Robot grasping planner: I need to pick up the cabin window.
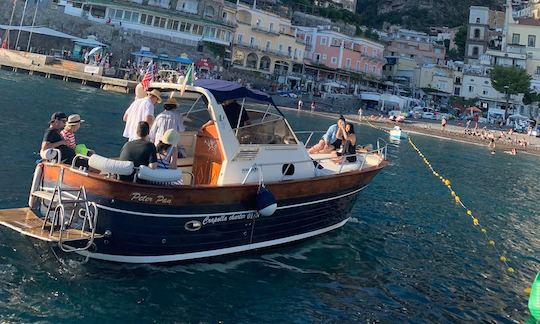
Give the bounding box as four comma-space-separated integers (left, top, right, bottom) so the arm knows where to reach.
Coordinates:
282, 164, 295, 176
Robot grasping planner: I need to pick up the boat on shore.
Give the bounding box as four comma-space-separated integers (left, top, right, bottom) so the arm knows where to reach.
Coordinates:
0, 80, 388, 264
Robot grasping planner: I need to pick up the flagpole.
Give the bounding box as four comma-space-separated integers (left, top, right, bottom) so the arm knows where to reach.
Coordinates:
26, 0, 39, 52
15, 0, 29, 50
6, 0, 18, 49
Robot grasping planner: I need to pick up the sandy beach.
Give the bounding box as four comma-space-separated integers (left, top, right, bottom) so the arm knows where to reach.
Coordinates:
281, 106, 540, 157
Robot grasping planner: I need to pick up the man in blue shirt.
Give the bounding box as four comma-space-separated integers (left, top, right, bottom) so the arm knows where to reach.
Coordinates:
308, 116, 346, 154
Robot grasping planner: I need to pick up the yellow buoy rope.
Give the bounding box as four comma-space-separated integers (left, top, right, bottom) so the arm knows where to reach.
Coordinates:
364, 120, 515, 275
406, 137, 515, 274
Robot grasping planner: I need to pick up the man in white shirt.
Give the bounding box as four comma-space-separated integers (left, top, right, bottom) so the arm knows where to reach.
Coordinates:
123, 89, 161, 141
149, 97, 185, 145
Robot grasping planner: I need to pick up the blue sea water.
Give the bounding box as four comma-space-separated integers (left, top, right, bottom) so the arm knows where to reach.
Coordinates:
0, 70, 538, 323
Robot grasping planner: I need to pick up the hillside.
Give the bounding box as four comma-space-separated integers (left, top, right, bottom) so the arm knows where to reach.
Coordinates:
357, 0, 504, 30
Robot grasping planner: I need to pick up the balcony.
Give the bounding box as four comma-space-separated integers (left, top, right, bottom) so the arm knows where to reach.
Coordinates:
261, 47, 292, 59
233, 40, 259, 51
251, 26, 280, 36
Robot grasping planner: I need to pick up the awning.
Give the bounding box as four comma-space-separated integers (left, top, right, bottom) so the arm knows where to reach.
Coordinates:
175, 56, 192, 64
194, 79, 276, 106
195, 58, 214, 69
0, 25, 107, 46
131, 50, 158, 59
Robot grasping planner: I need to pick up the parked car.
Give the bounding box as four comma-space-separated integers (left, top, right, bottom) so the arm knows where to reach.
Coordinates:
278, 91, 298, 98
422, 112, 436, 119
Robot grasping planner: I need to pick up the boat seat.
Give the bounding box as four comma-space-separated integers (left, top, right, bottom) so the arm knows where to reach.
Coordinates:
177, 157, 194, 167
88, 154, 134, 176
137, 165, 182, 184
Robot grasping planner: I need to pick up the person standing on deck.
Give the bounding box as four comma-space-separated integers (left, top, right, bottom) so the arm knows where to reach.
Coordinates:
122, 89, 161, 141
149, 97, 185, 146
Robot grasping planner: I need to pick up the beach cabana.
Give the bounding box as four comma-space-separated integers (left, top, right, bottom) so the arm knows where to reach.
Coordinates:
131, 48, 158, 66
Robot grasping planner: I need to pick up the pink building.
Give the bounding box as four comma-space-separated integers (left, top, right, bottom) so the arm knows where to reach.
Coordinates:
297, 26, 385, 78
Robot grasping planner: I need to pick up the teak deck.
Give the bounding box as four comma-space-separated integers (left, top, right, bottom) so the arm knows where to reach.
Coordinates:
0, 208, 94, 242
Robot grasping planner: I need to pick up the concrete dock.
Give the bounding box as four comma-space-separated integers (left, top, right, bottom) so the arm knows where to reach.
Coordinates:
0, 49, 137, 94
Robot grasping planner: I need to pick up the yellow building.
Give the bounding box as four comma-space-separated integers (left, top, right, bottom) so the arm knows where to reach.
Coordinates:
231, 3, 305, 78
507, 18, 540, 77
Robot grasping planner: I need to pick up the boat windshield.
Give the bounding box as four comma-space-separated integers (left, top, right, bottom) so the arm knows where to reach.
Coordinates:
172, 92, 212, 130
234, 100, 297, 145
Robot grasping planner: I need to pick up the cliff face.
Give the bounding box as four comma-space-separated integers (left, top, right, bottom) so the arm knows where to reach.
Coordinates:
357, 0, 504, 30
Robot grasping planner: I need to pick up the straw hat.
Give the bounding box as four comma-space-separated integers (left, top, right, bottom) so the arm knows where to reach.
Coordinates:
161, 129, 180, 145
147, 89, 162, 103
164, 97, 178, 106
66, 114, 85, 126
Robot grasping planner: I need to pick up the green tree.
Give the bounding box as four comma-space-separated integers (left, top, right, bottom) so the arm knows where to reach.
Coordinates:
453, 25, 467, 60
490, 65, 531, 96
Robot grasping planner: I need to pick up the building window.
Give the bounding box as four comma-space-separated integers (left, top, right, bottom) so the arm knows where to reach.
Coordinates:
474, 28, 480, 39
204, 6, 215, 18
256, 18, 261, 27
237, 34, 243, 43
529, 35, 536, 47
269, 23, 273, 32
322, 54, 327, 60
250, 37, 255, 47
320, 37, 327, 46
314, 53, 321, 62
346, 58, 351, 68
356, 61, 360, 71
364, 64, 369, 72
512, 33, 520, 44
331, 57, 337, 64
469, 85, 474, 92
266, 41, 271, 51
472, 46, 479, 57
476, 17, 480, 23
454, 87, 460, 95
279, 44, 283, 52
536, 66, 540, 75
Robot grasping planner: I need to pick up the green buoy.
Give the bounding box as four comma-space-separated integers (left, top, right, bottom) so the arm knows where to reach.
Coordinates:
530, 272, 540, 320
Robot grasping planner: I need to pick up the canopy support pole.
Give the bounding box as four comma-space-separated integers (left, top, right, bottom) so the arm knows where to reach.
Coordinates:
235, 98, 246, 136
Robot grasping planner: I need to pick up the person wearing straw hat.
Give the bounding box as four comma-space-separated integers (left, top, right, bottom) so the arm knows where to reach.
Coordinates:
60, 114, 94, 156
156, 129, 180, 170
122, 89, 162, 141
149, 97, 185, 146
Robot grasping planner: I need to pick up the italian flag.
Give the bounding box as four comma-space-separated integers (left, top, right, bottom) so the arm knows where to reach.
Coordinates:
180, 64, 194, 96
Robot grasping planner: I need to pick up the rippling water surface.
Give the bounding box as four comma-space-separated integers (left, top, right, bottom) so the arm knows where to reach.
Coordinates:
0, 71, 538, 322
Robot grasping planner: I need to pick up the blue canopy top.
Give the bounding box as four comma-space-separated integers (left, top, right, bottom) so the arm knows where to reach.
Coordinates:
194, 80, 276, 106
175, 56, 193, 64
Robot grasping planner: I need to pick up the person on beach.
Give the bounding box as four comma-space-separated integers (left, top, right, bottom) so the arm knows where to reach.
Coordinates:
358, 108, 363, 121
311, 101, 316, 112
504, 148, 517, 155
308, 116, 345, 154
41, 112, 75, 164
123, 89, 161, 141
297, 99, 303, 110
441, 116, 447, 131
149, 97, 184, 146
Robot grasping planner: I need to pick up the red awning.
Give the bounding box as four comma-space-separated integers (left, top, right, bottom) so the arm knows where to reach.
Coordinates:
195, 58, 214, 70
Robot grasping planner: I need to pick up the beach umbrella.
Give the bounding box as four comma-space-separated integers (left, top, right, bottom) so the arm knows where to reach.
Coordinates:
88, 46, 102, 56
465, 106, 481, 113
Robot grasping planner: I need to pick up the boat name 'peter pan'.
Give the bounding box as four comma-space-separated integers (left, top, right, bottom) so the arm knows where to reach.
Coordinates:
130, 192, 173, 204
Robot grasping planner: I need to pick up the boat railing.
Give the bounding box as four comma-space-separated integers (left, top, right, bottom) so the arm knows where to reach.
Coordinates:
295, 130, 326, 148
241, 139, 388, 184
